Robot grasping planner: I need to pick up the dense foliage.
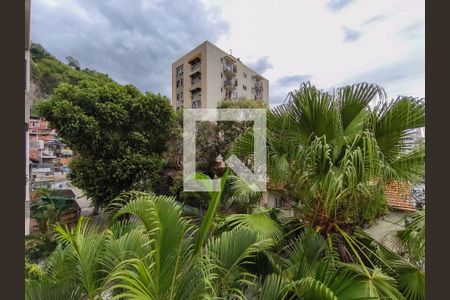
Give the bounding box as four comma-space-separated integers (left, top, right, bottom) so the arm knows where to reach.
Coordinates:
35, 80, 175, 211
234, 82, 425, 230
25, 185, 425, 300
162, 100, 267, 210
30, 43, 115, 99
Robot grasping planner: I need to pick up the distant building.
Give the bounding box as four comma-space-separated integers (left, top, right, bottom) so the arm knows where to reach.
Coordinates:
29, 116, 57, 142
28, 117, 73, 164
172, 41, 269, 109
28, 116, 74, 194
261, 186, 295, 218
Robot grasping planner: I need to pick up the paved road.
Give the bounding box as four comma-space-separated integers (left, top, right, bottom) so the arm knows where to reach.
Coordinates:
363, 211, 406, 250
69, 184, 94, 216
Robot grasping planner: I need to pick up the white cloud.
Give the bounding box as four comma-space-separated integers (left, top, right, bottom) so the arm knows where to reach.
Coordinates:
32, 0, 424, 107
207, 0, 424, 106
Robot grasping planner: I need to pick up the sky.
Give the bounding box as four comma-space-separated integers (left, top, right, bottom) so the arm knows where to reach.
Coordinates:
31, 0, 424, 107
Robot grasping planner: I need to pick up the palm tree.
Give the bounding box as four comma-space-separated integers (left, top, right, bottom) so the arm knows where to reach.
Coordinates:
233, 82, 425, 230
31, 200, 63, 233
25, 214, 153, 299
26, 191, 425, 299
107, 170, 276, 299
26, 169, 425, 299
393, 210, 425, 264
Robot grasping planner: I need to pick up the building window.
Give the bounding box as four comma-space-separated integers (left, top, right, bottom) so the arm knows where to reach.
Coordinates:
176, 64, 184, 76
243, 85, 247, 91
243, 72, 247, 78
275, 195, 285, 208
177, 91, 184, 101
221, 73, 223, 78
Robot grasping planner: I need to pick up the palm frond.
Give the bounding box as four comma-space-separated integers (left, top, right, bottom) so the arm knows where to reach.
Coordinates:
225, 213, 283, 242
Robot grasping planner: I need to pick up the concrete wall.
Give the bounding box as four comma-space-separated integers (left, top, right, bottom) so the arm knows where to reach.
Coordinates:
261, 189, 295, 218
205, 42, 224, 108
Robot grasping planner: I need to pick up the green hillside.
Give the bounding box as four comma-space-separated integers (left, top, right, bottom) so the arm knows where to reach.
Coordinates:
30, 43, 116, 100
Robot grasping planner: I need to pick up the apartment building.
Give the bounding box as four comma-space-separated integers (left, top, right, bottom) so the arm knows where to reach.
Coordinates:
172, 41, 269, 109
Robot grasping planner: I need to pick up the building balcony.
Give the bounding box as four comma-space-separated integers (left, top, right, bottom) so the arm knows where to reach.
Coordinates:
190, 63, 201, 73
223, 65, 237, 78
188, 57, 201, 74
189, 69, 201, 79
191, 95, 201, 103
192, 99, 201, 108
254, 81, 263, 89
252, 87, 263, 95
253, 93, 263, 100
224, 80, 237, 91
190, 80, 201, 90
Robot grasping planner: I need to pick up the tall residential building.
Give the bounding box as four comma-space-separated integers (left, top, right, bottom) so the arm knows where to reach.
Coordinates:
172, 41, 269, 109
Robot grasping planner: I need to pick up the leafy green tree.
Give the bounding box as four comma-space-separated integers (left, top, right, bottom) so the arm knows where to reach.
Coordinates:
30, 43, 53, 61
234, 82, 425, 230
36, 80, 175, 212
216, 99, 267, 160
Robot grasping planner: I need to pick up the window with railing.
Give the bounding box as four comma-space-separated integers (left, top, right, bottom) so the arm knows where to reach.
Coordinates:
191, 62, 201, 71
189, 57, 201, 72
176, 64, 184, 77
176, 78, 184, 88
192, 100, 201, 108
224, 63, 236, 72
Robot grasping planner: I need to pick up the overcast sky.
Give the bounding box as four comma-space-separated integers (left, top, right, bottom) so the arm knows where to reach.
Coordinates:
31, 0, 424, 107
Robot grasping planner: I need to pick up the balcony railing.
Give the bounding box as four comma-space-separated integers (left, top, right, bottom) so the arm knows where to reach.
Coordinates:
254, 81, 263, 89
224, 80, 237, 90
223, 65, 237, 78
192, 100, 201, 108
191, 63, 201, 72
190, 79, 201, 90
192, 96, 201, 104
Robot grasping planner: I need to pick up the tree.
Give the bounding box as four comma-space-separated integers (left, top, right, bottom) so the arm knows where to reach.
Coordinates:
65, 56, 80, 70
216, 99, 267, 161
233, 82, 425, 230
35, 80, 175, 212
26, 185, 425, 299
30, 43, 53, 61
29, 189, 74, 234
